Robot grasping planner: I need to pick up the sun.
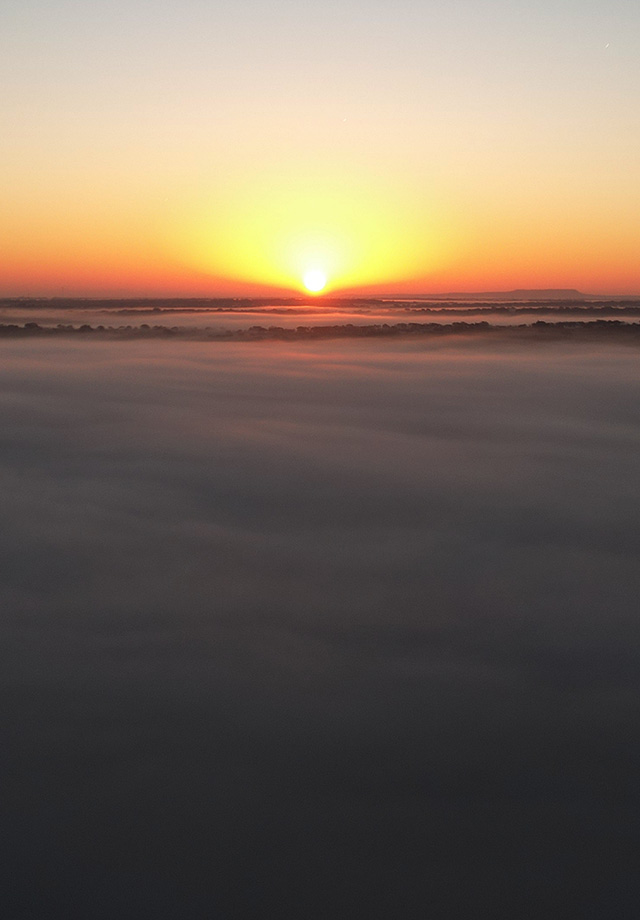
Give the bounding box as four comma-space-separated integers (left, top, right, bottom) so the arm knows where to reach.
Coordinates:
303, 269, 327, 294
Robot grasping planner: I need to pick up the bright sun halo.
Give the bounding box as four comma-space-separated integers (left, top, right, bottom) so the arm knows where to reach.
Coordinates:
303, 269, 327, 293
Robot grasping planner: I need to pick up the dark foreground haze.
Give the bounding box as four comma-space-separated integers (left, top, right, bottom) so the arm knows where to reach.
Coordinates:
2, 329, 640, 918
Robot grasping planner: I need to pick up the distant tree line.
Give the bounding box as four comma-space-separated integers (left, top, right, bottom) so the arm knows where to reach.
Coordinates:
2, 319, 640, 343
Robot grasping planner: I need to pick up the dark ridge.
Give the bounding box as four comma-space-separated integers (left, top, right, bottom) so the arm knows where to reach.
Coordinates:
2, 320, 640, 343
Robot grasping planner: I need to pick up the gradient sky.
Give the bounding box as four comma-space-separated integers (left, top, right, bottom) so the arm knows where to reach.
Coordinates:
2, 0, 640, 295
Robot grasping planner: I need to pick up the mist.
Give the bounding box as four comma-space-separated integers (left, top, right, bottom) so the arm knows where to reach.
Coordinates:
2, 334, 640, 918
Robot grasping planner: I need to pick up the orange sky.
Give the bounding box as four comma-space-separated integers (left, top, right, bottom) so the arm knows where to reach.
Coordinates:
2, 0, 639, 296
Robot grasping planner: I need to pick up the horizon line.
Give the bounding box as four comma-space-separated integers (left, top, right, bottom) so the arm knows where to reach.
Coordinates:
3, 288, 640, 303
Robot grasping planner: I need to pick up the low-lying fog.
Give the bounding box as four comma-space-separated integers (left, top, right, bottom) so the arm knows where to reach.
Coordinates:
3, 299, 640, 332
2, 334, 639, 918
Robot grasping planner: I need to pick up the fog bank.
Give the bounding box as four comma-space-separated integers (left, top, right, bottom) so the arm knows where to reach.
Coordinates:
2, 336, 640, 918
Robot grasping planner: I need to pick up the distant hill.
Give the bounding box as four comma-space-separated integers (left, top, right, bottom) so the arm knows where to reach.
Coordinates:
404, 289, 589, 301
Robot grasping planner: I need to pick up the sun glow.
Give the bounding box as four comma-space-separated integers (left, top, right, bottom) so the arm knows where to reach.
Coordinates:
175, 171, 447, 295
303, 269, 326, 293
